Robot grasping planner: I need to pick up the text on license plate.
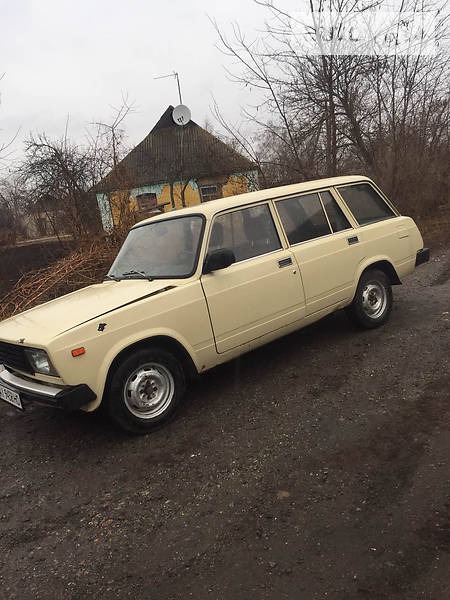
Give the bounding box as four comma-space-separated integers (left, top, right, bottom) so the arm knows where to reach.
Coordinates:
0, 384, 23, 409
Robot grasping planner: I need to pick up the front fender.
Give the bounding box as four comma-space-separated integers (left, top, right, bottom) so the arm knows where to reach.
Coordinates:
98, 328, 201, 407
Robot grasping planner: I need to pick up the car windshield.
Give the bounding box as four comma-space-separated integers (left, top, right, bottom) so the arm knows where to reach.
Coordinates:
107, 215, 204, 280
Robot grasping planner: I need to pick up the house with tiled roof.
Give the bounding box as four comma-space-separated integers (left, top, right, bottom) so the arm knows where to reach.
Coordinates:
94, 106, 258, 231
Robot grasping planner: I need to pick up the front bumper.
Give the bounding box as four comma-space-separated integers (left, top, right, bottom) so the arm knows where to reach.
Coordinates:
415, 248, 430, 267
0, 366, 96, 410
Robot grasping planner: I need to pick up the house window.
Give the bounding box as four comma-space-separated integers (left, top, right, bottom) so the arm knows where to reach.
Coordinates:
199, 184, 222, 203
136, 193, 157, 212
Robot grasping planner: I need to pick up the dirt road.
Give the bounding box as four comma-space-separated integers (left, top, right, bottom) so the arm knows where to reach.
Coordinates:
0, 248, 448, 599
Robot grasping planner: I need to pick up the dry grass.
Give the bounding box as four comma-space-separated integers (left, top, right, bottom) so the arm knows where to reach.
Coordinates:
0, 239, 119, 321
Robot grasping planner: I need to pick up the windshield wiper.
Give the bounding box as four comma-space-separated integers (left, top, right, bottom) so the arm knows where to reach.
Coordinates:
121, 270, 153, 281
104, 274, 120, 281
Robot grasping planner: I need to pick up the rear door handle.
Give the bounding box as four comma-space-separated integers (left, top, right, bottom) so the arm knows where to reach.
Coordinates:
278, 257, 293, 268
347, 235, 359, 245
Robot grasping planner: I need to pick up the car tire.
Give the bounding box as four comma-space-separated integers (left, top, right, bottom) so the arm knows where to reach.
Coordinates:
346, 269, 393, 329
106, 347, 186, 434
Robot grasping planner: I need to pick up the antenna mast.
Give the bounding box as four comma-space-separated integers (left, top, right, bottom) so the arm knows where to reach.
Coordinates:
154, 71, 182, 104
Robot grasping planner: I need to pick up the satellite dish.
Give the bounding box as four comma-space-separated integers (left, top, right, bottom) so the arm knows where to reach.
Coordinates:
172, 104, 191, 126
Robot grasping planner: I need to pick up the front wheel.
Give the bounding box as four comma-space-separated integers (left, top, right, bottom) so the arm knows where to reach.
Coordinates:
346, 269, 393, 329
106, 347, 186, 434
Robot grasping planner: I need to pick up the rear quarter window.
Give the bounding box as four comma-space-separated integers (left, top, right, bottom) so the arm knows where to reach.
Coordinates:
338, 183, 396, 225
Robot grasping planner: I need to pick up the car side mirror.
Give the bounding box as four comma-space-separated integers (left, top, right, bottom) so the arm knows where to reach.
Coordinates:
202, 248, 236, 274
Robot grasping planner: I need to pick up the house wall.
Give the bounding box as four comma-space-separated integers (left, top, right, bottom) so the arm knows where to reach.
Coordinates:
223, 171, 259, 197
96, 170, 259, 231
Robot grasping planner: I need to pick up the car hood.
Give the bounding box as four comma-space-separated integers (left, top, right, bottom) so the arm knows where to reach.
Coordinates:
0, 279, 176, 347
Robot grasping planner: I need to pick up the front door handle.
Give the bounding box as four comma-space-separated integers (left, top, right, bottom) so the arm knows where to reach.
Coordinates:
278, 257, 293, 268
347, 235, 359, 245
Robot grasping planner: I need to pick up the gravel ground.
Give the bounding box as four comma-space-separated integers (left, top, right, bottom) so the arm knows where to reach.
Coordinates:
0, 247, 449, 600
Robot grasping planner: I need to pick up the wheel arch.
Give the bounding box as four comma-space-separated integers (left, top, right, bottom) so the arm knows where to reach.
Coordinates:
103, 335, 199, 403
360, 259, 401, 286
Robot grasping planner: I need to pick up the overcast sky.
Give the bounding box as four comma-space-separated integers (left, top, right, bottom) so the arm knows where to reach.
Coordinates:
0, 0, 299, 168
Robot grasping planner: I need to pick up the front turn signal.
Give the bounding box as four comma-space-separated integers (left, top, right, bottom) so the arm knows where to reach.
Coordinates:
71, 347, 86, 357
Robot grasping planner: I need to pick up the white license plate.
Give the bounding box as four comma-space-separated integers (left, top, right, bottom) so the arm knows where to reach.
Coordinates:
0, 384, 23, 410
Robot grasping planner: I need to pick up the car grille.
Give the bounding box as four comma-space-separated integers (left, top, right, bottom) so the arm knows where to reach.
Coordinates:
0, 341, 33, 374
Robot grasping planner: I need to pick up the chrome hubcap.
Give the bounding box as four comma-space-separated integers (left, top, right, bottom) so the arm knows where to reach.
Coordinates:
124, 363, 174, 419
362, 282, 387, 319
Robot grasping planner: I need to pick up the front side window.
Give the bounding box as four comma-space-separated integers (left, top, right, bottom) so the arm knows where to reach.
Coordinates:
208, 204, 281, 262
108, 216, 204, 279
338, 183, 396, 225
276, 193, 331, 245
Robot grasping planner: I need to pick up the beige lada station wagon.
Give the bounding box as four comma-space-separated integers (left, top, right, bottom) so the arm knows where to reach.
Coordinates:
0, 176, 429, 433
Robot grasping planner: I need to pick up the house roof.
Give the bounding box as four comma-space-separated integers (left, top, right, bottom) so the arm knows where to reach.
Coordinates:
93, 106, 256, 193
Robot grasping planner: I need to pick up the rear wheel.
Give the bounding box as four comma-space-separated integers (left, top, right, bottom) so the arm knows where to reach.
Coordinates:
346, 269, 393, 329
107, 347, 185, 434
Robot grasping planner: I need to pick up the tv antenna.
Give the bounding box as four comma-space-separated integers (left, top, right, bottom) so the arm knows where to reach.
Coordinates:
154, 70, 183, 105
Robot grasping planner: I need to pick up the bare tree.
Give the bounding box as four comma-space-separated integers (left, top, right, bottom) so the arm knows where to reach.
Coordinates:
0, 201, 16, 246
213, 0, 449, 214
14, 96, 135, 239
0, 175, 28, 242
19, 132, 98, 238
88, 92, 135, 173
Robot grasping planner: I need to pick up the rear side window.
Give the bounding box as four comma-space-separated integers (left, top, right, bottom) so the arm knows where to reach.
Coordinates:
209, 204, 281, 262
320, 190, 351, 232
276, 193, 331, 245
338, 183, 396, 225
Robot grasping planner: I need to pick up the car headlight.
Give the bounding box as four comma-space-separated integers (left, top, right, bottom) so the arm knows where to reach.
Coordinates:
24, 348, 58, 377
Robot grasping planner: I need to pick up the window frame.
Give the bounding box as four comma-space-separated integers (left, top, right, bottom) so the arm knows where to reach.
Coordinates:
318, 190, 353, 234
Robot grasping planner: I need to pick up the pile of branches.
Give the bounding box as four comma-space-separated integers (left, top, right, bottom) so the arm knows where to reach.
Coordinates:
0, 239, 119, 321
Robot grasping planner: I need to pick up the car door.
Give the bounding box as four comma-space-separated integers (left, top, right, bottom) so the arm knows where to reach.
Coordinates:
336, 182, 412, 267
201, 203, 305, 354
274, 190, 363, 316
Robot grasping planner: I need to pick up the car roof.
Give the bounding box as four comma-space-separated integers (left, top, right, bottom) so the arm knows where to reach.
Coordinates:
132, 175, 371, 228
